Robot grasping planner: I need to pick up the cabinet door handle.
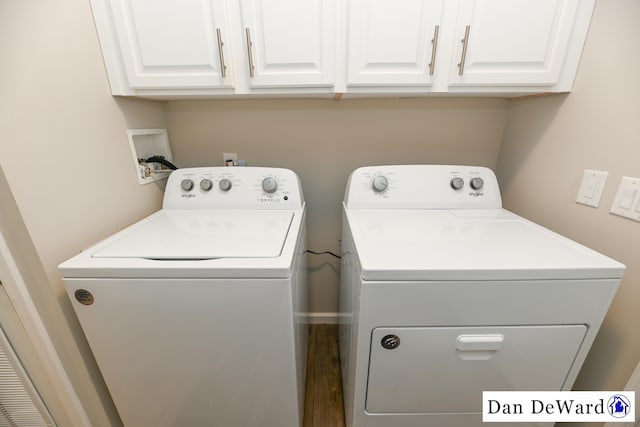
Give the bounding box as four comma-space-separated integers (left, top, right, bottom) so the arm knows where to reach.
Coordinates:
245, 27, 255, 78
458, 25, 471, 75
428, 25, 440, 76
216, 28, 227, 78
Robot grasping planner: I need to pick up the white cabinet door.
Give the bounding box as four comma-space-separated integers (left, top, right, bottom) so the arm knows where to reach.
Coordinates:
449, 0, 581, 89
109, 0, 231, 89
346, 0, 444, 87
239, 0, 336, 88
92, 0, 594, 97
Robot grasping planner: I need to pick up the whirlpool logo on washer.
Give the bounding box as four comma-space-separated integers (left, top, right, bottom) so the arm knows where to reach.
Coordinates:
482, 391, 635, 423
468, 191, 484, 198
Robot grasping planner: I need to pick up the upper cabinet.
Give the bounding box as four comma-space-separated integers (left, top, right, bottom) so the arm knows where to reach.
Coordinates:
90, 0, 595, 98
343, 0, 594, 95
93, 0, 338, 97
106, 0, 231, 90
345, 0, 444, 88
239, 0, 336, 89
447, 0, 590, 93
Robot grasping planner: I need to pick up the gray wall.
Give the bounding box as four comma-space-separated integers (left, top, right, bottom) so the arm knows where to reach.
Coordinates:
1, 0, 168, 424
496, 0, 640, 402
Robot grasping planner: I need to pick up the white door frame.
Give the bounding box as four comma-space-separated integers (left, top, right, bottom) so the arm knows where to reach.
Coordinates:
0, 229, 92, 427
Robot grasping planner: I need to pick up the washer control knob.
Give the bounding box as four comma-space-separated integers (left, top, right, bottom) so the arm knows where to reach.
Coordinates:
381, 334, 401, 350
218, 178, 232, 192
262, 177, 278, 194
200, 179, 213, 192
371, 176, 389, 193
181, 179, 194, 192
470, 177, 484, 190
450, 177, 465, 190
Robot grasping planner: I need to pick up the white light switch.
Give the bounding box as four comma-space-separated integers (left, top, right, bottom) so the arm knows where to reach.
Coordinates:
576, 170, 608, 207
620, 188, 637, 210
610, 176, 640, 222
583, 177, 597, 199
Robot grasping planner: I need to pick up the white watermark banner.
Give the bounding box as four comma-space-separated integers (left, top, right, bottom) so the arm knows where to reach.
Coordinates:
483, 391, 635, 423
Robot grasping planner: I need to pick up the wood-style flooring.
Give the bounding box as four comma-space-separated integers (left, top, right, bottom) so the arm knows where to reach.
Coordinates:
303, 324, 346, 427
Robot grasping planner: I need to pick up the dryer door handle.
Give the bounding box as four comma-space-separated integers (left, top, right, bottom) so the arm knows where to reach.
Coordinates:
455, 334, 504, 352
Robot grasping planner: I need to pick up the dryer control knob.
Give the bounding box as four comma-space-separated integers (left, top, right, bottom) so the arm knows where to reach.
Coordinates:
219, 178, 232, 191
181, 179, 194, 192
200, 179, 213, 191
450, 177, 465, 190
371, 176, 389, 193
470, 177, 484, 190
262, 177, 278, 194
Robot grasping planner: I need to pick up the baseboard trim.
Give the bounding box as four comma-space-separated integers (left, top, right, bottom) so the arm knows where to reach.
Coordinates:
306, 312, 339, 324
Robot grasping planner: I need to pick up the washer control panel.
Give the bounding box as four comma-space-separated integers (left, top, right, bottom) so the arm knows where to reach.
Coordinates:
371, 175, 389, 193
344, 165, 502, 209
449, 176, 485, 192
163, 167, 303, 210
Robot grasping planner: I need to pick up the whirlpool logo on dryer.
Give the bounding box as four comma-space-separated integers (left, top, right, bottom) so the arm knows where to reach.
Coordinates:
468, 191, 484, 198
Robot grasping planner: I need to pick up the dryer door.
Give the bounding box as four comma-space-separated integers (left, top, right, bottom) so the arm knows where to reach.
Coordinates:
366, 325, 587, 414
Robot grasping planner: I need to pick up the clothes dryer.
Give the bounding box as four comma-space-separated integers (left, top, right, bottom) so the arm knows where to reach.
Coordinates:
340, 165, 624, 427
60, 167, 307, 427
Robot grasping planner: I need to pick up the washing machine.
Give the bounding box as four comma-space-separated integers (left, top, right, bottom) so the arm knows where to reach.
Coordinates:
60, 166, 307, 427
339, 165, 624, 427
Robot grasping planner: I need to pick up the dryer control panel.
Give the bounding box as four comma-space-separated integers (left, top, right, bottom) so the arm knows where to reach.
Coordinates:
344, 165, 502, 209
163, 167, 304, 210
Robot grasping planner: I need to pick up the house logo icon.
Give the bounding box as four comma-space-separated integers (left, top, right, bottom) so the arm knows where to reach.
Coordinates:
607, 394, 631, 418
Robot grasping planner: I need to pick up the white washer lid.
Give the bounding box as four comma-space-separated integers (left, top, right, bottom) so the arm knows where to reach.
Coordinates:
347, 209, 625, 281
93, 210, 294, 260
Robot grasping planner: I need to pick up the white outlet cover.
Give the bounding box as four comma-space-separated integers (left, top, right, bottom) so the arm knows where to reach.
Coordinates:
223, 152, 238, 166
610, 176, 640, 222
576, 169, 608, 208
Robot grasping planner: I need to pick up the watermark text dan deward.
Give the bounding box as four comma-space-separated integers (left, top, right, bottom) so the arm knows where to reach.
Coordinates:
483, 391, 635, 423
